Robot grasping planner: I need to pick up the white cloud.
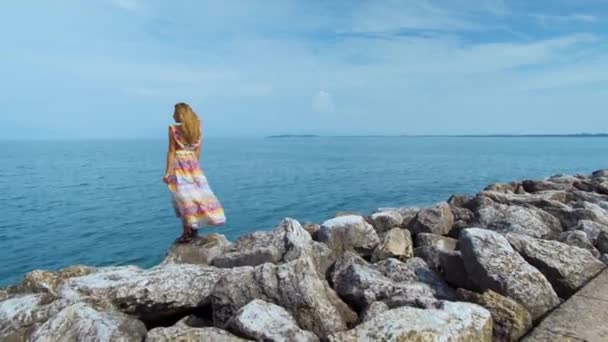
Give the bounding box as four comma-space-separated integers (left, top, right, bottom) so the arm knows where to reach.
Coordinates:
312, 91, 335, 113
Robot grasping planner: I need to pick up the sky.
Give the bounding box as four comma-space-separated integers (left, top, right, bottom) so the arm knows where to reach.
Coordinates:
1, 0, 607, 138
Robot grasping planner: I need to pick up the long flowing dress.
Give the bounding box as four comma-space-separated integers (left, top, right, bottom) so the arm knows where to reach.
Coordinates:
166, 125, 226, 228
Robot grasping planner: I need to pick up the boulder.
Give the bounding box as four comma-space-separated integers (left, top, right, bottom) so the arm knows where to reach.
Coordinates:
328, 302, 492, 342
597, 231, 608, 255
359, 301, 389, 322
29, 303, 147, 342
543, 202, 608, 230
457, 289, 533, 342
506, 233, 606, 298
374, 257, 456, 300
559, 230, 600, 257
212, 218, 312, 268
0, 294, 65, 342
410, 202, 454, 236
415, 233, 458, 250
317, 215, 380, 256
592, 169, 608, 178
163, 233, 230, 265
10, 266, 95, 296
302, 223, 320, 240
484, 182, 522, 194
228, 299, 318, 342
210, 257, 357, 338
330, 253, 444, 311
573, 220, 608, 244
522, 179, 573, 192
368, 210, 403, 234
459, 228, 560, 320
477, 203, 562, 239
374, 207, 420, 227
601, 254, 608, 265
371, 228, 413, 262
146, 326, 247, 342
58, 264, 223, 321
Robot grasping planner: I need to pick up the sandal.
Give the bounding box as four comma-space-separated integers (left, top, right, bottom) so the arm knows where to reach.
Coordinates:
175, 234, 193, 244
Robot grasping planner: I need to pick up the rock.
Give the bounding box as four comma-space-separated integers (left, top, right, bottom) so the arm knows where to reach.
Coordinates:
448, 195, 475, 208
328, 301, 492, 342
415, 233, 458, 250
573, 220, 608, 244
409, 202, 454, 236
211, 257, 357, 338
29, 303, 146, 342
597, 231, 608, 254
544, 201, 608, 230
163, 233, 230, 265
359, 301, 389, 322
477, 203, 562, 239
559, 230, 600, 257
318, 215, 380, 256
484, 182, 522, 194
330, 253, 443, 311
592, 169, 608, 178
302, 222, 320, 240
228, 299, 318, 342
335, 211, 361, 217
522, 179, 573, 192
371, 228, 413, 262
213, 218, 313, 268
11, 266, 95, 296
459, 228, 560, 320
58, 264, 223, 322
146, 326, 247, 342
506, 233, 606, 298
457, 289, 533, 342
0, 294, 65, 342
368, 210, 403, 234
601, 254, 608, 264
375, 257, 457, 300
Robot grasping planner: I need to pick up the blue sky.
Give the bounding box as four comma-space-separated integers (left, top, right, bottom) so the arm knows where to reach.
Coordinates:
1, 0, 607, 138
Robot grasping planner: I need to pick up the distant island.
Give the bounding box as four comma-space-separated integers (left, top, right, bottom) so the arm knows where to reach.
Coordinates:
267, 134, 320, 138
267, 133, 608, 138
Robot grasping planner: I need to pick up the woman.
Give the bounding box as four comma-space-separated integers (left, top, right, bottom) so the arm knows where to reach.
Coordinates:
163, 102, 226, 243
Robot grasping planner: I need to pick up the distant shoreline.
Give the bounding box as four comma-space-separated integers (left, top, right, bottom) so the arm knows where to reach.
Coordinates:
266, 133, 608, 138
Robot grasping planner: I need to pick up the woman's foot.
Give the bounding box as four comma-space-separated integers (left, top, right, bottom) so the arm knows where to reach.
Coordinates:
175, 234, 193, 244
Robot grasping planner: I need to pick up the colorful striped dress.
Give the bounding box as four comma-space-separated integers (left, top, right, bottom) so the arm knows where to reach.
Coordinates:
166, 125, 226, 228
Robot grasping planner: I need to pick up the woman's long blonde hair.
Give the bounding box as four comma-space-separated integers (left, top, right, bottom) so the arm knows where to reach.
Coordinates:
174, 102, 201, 145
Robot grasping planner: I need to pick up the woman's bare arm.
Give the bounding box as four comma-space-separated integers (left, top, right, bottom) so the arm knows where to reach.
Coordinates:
165, 126, 176, 176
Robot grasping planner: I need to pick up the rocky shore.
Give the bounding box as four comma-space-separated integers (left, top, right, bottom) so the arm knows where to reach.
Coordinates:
2, 170, 608, 341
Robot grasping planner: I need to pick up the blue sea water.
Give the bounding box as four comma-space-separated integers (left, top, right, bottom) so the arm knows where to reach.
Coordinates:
1, 137, 607, 287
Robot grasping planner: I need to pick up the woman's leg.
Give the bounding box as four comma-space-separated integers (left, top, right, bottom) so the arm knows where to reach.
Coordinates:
176, 220, 194, 243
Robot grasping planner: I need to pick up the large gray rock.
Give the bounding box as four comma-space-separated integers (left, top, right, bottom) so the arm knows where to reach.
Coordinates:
0, 294, 66, 342
375, 257, 457, 300
210, 257, 357, 338
457, 289, 533, 342
374, 207, 420, 227
228, 299, 318, 342
163, 233, 231, 265
415, 233, 458, 250
29, 303, 146, 342
328, 302, 492, 342
146, 326, 246, 342
409, 202, 454, 236
359, 301, 389, 322
213, 218, 312, 268
58, 264, 223, 320
477, 203, 562, 239
573, 220, 608, 244
506, 233, 606, 298
9, 266, 95, 297
598, 231, 608, 255
542, 201, 608, 230
330, 253, 448, 312
371, 228, 413, 262
459, 228, 560, 320
559, 230, 600, 257
369, 210, 403, 234
318, 215, 380, 256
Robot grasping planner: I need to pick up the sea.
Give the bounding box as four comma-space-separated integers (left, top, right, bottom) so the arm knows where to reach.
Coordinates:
1, 137, 607, 286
